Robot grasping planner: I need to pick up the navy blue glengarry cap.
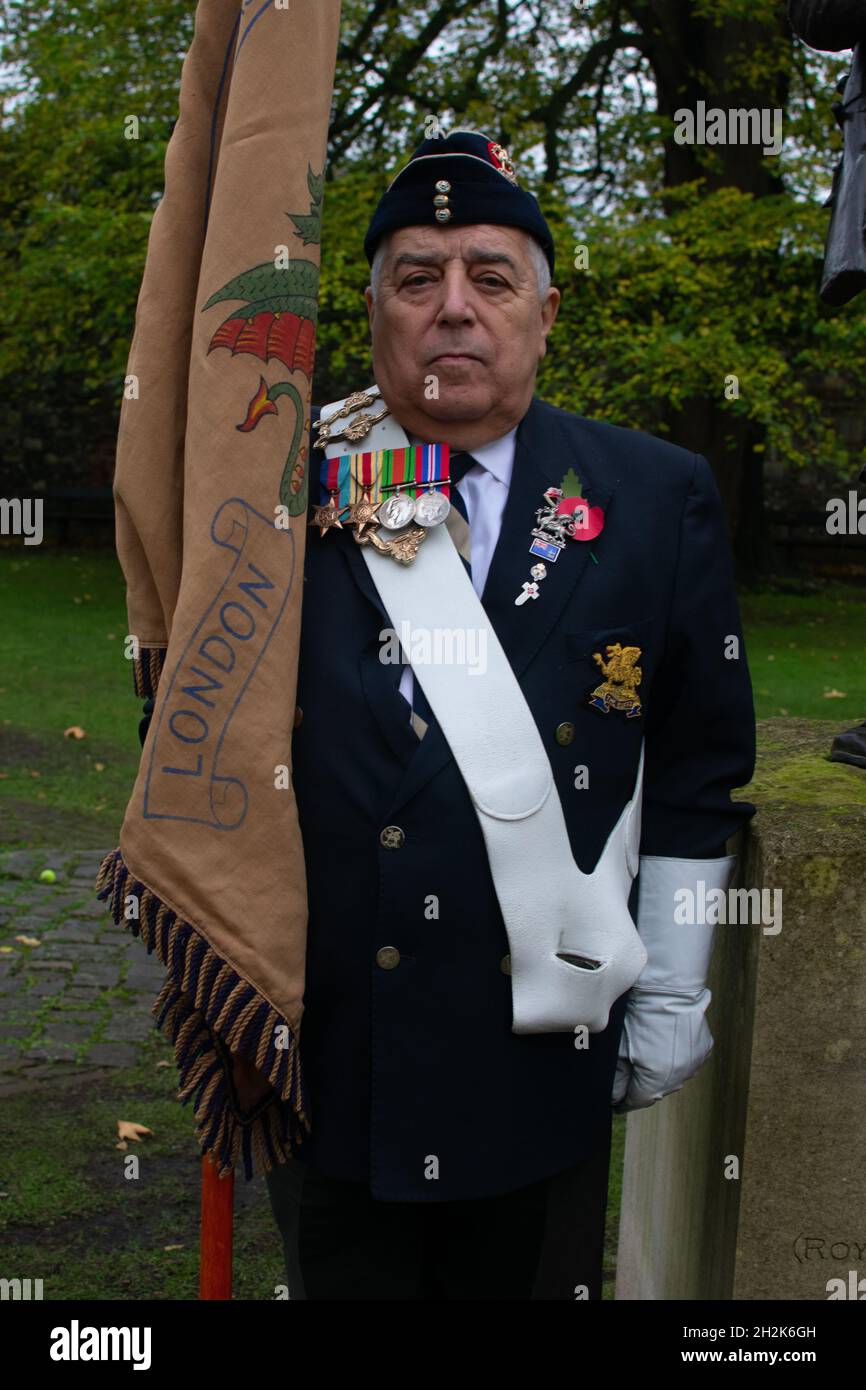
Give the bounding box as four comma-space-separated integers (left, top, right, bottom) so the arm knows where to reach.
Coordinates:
363, 129, 556, 276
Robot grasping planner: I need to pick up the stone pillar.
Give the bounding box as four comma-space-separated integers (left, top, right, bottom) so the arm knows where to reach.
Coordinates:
615, 719, 866, 1301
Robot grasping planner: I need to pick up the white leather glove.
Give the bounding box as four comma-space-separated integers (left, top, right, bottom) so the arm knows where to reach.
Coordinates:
611, 854, 737, 1113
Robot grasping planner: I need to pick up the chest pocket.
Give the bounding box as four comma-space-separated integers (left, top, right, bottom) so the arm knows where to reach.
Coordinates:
565, 617, 657, 701
556, 616, 658, 777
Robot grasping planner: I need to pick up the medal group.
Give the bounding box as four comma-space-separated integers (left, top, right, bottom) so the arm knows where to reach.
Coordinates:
311, 386, 605, 598
311, 388, 453, 566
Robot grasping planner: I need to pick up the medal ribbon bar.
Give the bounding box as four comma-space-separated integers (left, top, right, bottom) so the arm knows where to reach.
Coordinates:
318, 444, 451, 508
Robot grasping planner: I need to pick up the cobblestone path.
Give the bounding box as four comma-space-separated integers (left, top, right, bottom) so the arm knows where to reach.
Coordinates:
0, 847, 165, 1098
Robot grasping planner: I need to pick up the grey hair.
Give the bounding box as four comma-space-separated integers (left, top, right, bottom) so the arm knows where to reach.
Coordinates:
369, 230, 551, 301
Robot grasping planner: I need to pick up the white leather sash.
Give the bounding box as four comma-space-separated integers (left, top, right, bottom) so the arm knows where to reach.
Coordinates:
321, 392, 648, 1033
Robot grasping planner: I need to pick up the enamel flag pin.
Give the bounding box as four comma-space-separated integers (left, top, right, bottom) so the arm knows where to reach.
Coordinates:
515, 472, 605, 606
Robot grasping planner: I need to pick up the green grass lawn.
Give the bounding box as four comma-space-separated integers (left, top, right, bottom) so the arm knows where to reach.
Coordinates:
0, 550, 138, 848
739, 584, 866, 722
0, 1035, 287, 1301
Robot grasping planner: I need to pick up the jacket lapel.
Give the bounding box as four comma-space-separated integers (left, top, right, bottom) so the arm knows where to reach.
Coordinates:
333, 395, 617, 813
480, 396, 614, 682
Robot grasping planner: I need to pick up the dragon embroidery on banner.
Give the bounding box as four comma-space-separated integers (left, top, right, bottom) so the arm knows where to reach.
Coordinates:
203, 164, 323, 515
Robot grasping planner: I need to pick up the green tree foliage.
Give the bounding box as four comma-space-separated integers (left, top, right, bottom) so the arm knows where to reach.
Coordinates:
0, 0, 193, 487
543, 182, 863, 468
1, 0, 863, 565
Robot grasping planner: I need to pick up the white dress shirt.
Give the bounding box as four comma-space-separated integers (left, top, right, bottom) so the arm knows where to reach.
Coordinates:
398, 427, 517, 715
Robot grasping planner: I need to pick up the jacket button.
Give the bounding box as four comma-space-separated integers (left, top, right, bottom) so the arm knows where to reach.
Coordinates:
294, 706, 303, 728
376, 946, 401, 970
500, 954, 512, 975
380, 825, 405, 849
555, 721, 575, 746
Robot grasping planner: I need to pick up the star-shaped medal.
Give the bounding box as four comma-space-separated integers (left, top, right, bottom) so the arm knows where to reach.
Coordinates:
309, 493, 346, 536
344, 487, 379, 539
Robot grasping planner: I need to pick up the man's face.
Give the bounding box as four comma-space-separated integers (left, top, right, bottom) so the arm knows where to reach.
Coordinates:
364, 223, 560, 447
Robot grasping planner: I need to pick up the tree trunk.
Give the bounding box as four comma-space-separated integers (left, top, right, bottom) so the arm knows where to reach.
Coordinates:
624, 0, 792, 576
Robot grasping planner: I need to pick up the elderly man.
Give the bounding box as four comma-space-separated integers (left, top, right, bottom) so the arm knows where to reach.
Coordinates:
255, 128, 756, 1301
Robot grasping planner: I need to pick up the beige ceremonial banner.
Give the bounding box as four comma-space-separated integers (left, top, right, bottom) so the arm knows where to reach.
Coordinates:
96, 0, 342, 1179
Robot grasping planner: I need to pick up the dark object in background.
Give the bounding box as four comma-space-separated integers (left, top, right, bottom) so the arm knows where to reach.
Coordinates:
790, 0, 866, 51
789, 0, 866, 306
829, 721, 866, 766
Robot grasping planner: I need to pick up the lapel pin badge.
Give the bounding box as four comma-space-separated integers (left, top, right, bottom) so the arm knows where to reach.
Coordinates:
515, 481, 606, 606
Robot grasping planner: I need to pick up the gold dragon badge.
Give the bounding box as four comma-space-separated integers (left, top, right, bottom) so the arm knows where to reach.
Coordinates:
588, 643, 643, 718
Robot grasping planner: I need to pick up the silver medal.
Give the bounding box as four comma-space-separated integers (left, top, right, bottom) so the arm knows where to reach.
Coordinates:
413, 489, 451, 527
376, 492, 416, 530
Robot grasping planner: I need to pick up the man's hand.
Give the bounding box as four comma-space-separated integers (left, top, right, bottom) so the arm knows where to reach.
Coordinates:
611, 985, 714, 1113
611, 853, 737, 1115
230, 1052, 275, 1116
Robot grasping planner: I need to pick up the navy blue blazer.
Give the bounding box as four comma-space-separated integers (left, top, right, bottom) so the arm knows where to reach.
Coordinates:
279, 393, 756, 1201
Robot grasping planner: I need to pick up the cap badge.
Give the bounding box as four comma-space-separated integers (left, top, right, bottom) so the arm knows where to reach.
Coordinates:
487, 141, 519, 185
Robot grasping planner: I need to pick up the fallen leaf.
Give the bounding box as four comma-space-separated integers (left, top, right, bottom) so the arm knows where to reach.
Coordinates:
0, 946, 15, 954
94, 762, 105, 772
116, 1120, 153, 1143
64, 726, 87, 740
14, 935, 41, 947
163, 1244, 184, 1253
115, 1141, 128, 1151
767, 654, 775, 661
155, 1060, 171, 1070
823, 689, 847, 699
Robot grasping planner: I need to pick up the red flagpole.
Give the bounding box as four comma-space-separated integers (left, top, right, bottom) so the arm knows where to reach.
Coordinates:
199, 1154, 234, 1299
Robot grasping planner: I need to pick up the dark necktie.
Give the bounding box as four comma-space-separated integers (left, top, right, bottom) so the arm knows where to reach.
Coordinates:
449, 449, 475, 506
443, 450, 475, 577
407, 451, 479, 738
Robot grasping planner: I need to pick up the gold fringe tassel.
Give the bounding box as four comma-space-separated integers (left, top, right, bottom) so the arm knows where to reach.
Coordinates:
132, 645, 167, 700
